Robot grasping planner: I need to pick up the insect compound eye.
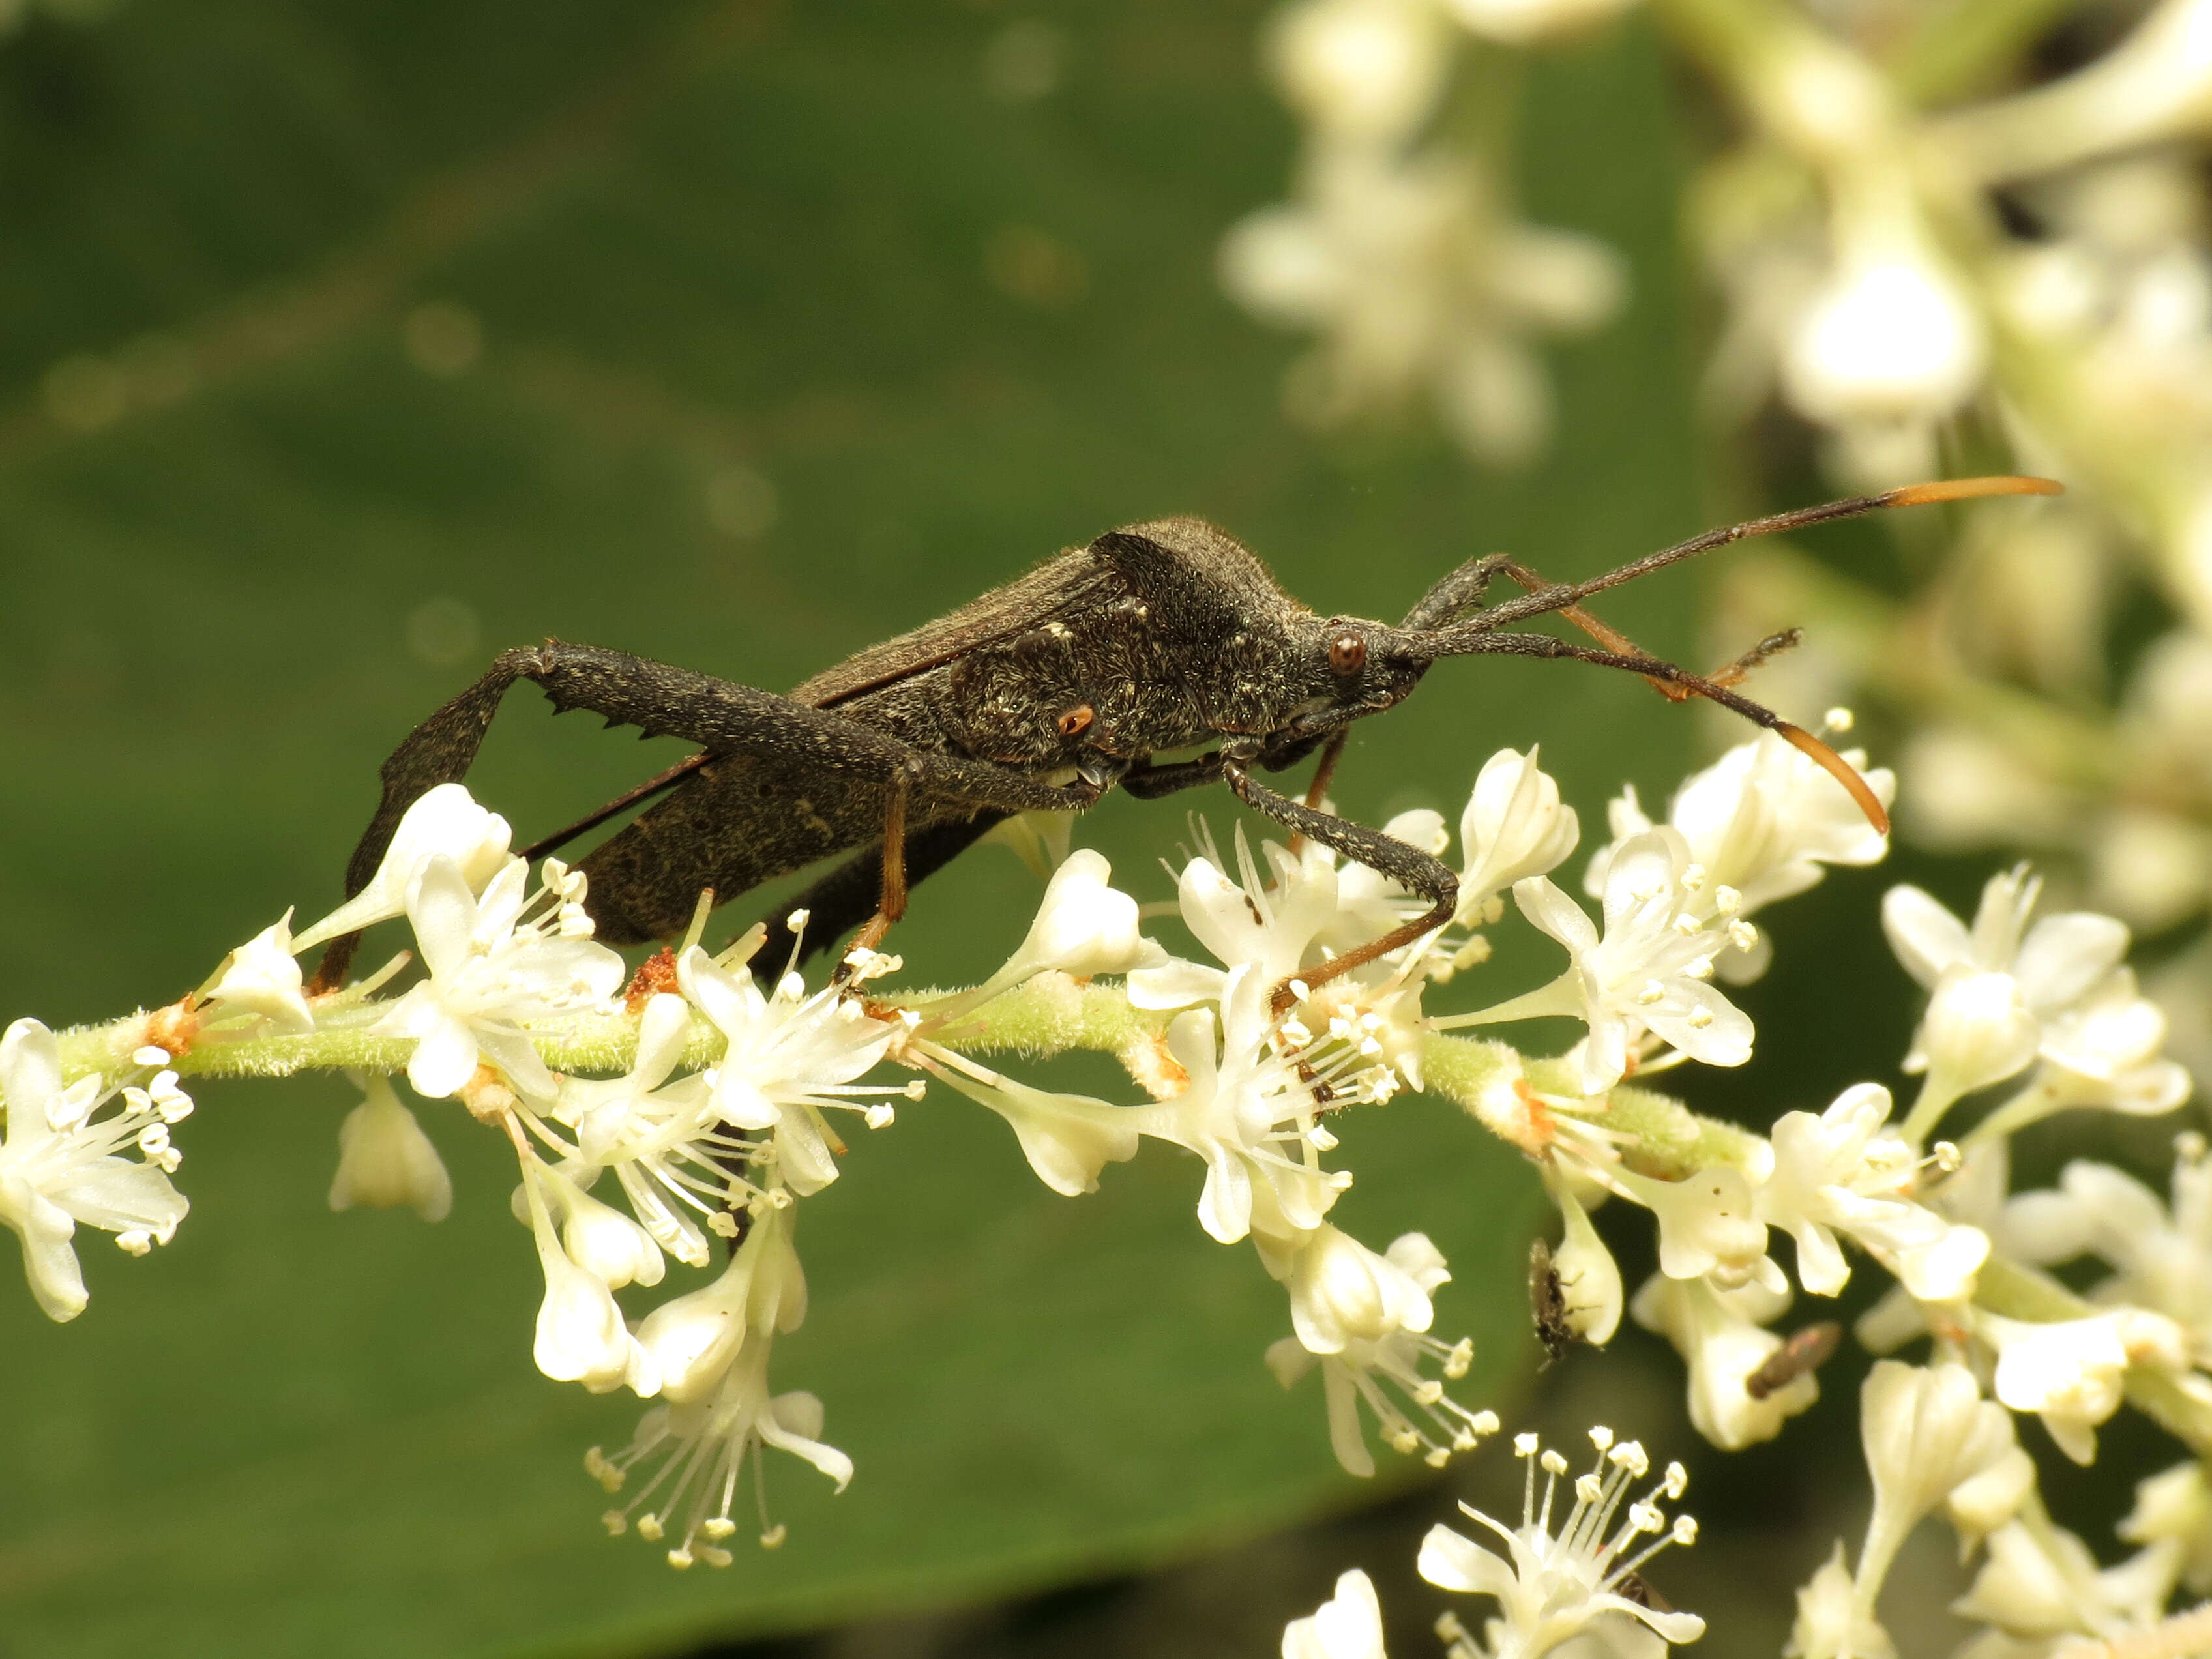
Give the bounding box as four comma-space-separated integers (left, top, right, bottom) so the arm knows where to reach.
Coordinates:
1327, 631, 1367, 677
1055, 703, 1095, 738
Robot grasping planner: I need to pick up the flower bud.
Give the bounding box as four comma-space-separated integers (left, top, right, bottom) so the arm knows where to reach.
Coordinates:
203, 912, 314, 1033
1458, 746, 1579, 916
293, 784, 513, 951
327, 1075, 452, 1222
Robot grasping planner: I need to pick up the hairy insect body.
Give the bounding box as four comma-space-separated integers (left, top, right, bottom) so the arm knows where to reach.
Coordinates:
318, 480, 2001, 988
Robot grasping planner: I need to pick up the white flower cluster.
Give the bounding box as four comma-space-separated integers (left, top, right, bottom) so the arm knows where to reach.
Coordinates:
10, 703, 2207, 1654
1282, 1422, 1707, 1659
1220, 0, 1627, 468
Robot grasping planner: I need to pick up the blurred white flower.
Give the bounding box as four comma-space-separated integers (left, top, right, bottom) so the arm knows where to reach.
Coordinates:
1784, 1542, 1895, 1659
1221, 145, 1623, 469
1267, 0, 1452, 143
1951, 1516, 2181, 1645
1983, 1308, 2184, 1464
2121, 1460, 2212, 1594
1780, 241, 1986, 431
1855, 1362, 2029, 1604
2001, 1147, 2212, 1362
1284, 1567, 1389, 1659
327, 1072, 451, 1221
0, 1018, 190, 1322
1417, 1428, 1705, 1659
925, 1057, 1139, 1197
1442, 0, 1643, 46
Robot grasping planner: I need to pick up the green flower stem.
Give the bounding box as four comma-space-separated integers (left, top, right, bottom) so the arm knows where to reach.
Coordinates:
1977, 1257, 2212, 1456
47, 975, 1760, 1186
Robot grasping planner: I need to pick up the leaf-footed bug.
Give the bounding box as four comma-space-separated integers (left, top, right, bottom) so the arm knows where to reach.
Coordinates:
310, 476, 2059, 1011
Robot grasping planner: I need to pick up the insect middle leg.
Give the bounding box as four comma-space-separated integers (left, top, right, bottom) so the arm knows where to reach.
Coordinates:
1220, 749, 1457, 1014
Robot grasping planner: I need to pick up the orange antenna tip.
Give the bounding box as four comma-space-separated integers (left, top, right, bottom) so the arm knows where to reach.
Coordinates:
1777, 722, 1891, 836
1882, 475, 2064, 508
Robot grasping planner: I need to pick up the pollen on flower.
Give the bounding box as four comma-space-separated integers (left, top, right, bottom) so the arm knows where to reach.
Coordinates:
623, 948, 680, 1014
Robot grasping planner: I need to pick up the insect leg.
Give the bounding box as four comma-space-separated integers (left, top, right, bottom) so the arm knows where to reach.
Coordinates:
316, 641, 1102, 986
1121, 754, 1226, 800
757, 813, 1011, 967
1220, 752, 1457, 1014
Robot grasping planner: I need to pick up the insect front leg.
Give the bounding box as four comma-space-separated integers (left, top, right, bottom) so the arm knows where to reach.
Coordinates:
1219, 748, 1457, 1015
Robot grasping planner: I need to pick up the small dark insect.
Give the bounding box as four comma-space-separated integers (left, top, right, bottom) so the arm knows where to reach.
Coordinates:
1615, 1569, 1674, 1614
1745, 1321, 1844, 1400
310, 476, 2057, 996
1529, 1236, 1579, 1364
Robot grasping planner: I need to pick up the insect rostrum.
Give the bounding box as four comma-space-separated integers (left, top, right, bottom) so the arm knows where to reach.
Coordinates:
313, 478, 2056, 999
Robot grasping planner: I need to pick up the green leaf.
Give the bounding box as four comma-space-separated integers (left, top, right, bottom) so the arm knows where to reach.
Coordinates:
0, 2, 1699, 1652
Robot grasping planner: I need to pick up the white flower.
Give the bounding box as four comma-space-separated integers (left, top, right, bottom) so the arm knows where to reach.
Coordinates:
1284, 1568, 1389, 1659
951, 849, 1164, 1013
677, 945, 904, 1196
1784, 1542, 1895, 1659
1586, 733, 1893, 984
588, 1204, 846, 1568
1449, 829, 1751, 1093
0, 1018, 190, 1321
1885, 872, 2151, 1132
2001, 1149, 2212, 1361
1267, 0, 1451, 143
630, 1201, 806, 1407
292, 783, 514, 952
1550, 1184, 1623, 1345
1220, 145, 1623, 469
1265, 1227, 1491, 1476
1908, 966, 2042, 1126
1136, 968, 1336, 1244
374, 855, 625, 1105
1756, 1083, 1953, 1297
1612, 1163, 1780, 1293
1128, 831, 1358, 1012
1983, 1309, 2182, 1465
1885, 868, 2127, 1012
924, 1057, 1139, 1197
519, 1152, 654, 1396
589, 1346, 849, 1568
2120, 1461, 2212, 1594
1855, 1362, 2023, 1606
1780, 243, 1986, 429
1417, 1428, 1705, 1659
327, 1073, 451, 1221
1458, 746, 1580, 920
553, 993, 735, 1270
1630, 1273, 1818, 1450
1952, 1518, 2181, 1642
201, 911, 314, 1033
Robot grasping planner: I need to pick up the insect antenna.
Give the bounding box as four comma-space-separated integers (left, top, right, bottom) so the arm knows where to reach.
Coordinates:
1467, 475, 2061, 635
1394, 475, 2064, 836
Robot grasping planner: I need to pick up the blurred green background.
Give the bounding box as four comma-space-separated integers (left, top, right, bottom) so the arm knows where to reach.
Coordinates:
0, 2, 2011, 1655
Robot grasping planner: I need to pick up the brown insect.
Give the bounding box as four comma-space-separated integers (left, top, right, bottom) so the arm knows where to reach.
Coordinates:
311, 476, 2057, 997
